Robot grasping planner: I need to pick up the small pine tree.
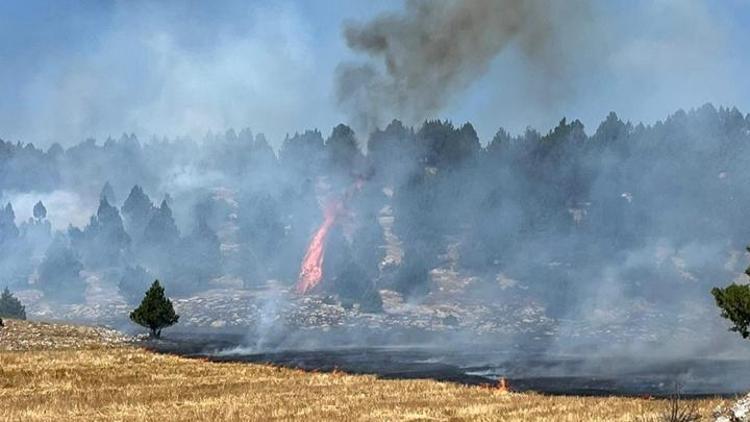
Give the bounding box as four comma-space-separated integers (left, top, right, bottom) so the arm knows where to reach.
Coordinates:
129, 280, 179, 338
0, 287, 26, 320
712, 246, 750, 340
712, 283, 750, 339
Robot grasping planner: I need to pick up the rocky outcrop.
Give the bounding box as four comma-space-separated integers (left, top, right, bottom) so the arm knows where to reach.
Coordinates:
715, 394, 750, 422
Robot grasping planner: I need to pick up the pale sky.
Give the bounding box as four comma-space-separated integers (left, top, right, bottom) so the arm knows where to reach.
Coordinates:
1, 0, 748, 147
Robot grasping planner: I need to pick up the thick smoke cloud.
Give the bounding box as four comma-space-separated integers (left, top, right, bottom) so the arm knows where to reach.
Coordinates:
336, 0, 595, 134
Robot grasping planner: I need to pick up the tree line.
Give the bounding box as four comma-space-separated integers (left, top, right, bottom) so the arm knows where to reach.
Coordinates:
2, 104, 750, 314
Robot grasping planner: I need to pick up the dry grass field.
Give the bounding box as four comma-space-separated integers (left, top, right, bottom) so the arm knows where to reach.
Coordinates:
0, 320, 728, 421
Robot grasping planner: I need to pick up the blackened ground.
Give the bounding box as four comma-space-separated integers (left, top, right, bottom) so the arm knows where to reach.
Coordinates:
145, 330, 750, 398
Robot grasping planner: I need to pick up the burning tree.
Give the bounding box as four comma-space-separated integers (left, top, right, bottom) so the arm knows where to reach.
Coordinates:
130, 280, 179, 338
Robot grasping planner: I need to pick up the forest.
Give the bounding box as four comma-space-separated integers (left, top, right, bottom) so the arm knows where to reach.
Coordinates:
2, 104, 750, 315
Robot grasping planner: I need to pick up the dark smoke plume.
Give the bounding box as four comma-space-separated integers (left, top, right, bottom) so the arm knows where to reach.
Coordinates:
336, 0, 592, 134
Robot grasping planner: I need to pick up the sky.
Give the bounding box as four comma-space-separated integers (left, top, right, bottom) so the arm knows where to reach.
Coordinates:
0, 0, 749, 147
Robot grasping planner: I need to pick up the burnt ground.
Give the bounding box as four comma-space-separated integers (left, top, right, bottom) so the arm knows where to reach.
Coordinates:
144, 328, 750, 398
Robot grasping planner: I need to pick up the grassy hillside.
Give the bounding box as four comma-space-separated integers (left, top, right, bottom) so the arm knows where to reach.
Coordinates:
0, 320, 726, 421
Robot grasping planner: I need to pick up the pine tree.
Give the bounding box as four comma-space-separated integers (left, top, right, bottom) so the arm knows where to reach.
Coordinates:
0, 202, 19, 244
712, 282, 750, 339
130, 280, 179, 338
100, 181, 117, 205
0, 287, 26, 320
712, 248, 750, 340
32, 200, 47, 220
122, 185, 155, 241
38, 235, 85, 303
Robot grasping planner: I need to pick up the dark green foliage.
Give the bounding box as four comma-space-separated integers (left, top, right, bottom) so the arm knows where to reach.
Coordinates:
130, 280, 179, 338
100, 181, 117, 205
237, 194, 285, 284
138, 200, 181, 283
38, 236, 85, 303
72, 198, 131, 268
0, 202, 19, 243
326, 123, 362, 174
332, 260, 383, 313
172, 217, 222, 292
142, 200, 180, 246
0, 287, 26, 320
32, 200, 47, 220
122, 185, 155, 240
279, 129, 325, 178
712, 282, 750, 339
417, 120, 480, 169
367, 119, 418, 187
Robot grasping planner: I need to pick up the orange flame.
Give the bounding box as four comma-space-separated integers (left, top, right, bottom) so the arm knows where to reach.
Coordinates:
296, 178, 365, 295
296, 201, 340, 294
496, 377, 510, 394
481, 377, 510, 394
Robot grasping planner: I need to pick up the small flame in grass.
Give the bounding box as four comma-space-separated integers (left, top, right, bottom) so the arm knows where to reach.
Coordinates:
496, 377, 510, 394
481, 378, 511, 395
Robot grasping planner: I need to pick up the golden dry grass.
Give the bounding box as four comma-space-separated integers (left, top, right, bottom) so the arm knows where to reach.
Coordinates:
0, 320, 728, 421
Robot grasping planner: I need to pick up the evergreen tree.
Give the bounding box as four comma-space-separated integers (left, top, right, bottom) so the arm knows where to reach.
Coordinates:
279, 129, 325, 179
130, 280, 179, 338
38, 236, 85, 303
100, 181, 117, 205
712, 249, 750, 340
712, 283, 750, 339
326, 124, 362, 175
0, 203, 19, 244
122, 185, 155, 240
142, 200, 180, 245
238, 194, 285, 283
0, 287, 26, 320
32, 200, 47, 220
173, 217, 222, 292
74, 198, 131, 268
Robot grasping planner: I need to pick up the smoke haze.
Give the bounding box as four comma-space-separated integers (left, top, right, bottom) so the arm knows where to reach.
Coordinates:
0, 1, 748, 146
2, 0, 750, 393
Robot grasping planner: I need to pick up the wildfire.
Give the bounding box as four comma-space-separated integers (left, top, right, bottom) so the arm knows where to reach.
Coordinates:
496, 377, 510, 394
296, 200, 341, 294
296, 176, 366, 295
481, 377, 511, 395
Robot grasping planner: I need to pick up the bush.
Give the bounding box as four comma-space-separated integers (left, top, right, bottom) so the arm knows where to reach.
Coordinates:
0, 287, 26, 320
129, 280, 179, 338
